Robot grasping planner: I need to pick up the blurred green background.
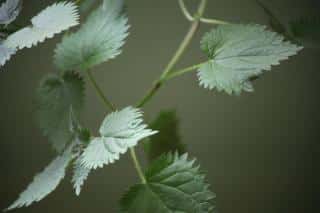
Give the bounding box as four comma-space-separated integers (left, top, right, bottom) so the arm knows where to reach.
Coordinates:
1, 0, 319, 212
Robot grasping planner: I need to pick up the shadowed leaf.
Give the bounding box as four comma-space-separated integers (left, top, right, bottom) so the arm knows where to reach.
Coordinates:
144, 110, 186, 162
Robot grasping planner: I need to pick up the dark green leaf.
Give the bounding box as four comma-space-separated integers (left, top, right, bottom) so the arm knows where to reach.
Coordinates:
120, 153, 216, 213
35, 71, 85, 152
144, 110, 186, 162
255, 0, 287, 35
289, 17, 320, 47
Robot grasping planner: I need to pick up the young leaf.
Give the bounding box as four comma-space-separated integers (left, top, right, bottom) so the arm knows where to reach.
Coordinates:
6, 146, 74, 210
54, 0, 129, 71
144, 110, 186, 162
289, 17, 320, 46
80, 107, 158, 169
4, 2, 79, 49
120, 153, 216, 213
198, 24, 302, 95
0, 41, 15, 66
0, 0, 22, 25
35, 71, 85, 152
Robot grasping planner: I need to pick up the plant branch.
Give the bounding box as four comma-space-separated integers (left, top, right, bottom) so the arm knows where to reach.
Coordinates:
178, 0, 229, 25
164, 62, 207, 81
130, 148, 147, 184
200, 18, 230, 25
85, 69, 116, 111
178, 0, 194, 21
136, 0, 208, 108
85, 70, 147, 184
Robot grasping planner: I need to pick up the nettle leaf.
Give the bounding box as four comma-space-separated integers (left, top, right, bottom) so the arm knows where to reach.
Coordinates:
145, 110, 186, 162
35, 71, 85, 152
54, 0, 129, 71
72, 158, 91, 196
120, 153, 216, 213
0, 41, 15, 66
80, 107, 158, 169
6, 146, 74, 210
198, 24, 302, 95
0, 0, 22, 25
4, 1, 79, 50
289, 17, 320, 46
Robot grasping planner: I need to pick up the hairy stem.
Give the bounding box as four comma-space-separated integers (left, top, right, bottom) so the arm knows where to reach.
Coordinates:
136, 0, 207, 108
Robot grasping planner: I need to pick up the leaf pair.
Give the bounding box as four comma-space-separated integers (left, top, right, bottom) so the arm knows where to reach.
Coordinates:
7, 107, 157, 209
197, 24, 302, 95
1, 1, 79, 67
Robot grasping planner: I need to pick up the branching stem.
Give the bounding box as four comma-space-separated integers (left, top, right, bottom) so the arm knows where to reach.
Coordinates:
136, 0, 208, 108
85, 69, 147, 184
85, 0, 211, 185
178, 0, 229, 25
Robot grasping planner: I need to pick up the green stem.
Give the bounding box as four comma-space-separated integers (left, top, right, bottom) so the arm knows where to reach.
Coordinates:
200, 18, 230, 25
137, 0, 207, 108
130, 148, 147, 184
85, 70, 147, 184
85, 70, 115, 111
164, 62, 207, 81
178, 0, 193, 21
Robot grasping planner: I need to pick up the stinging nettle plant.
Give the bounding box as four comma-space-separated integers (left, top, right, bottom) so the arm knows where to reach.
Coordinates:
1, 0, 318, 212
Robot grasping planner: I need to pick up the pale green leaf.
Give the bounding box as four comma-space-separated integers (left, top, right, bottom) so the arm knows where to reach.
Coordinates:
144, 110, 186, 162
80, 107, 158, 169
72, 159, 91, 196
4, 2, 79, 49
6, 145, 74, 210
198, 24, 302, 95
0, 41, 15, 67
35, 71, 85, 152
54, 0, 129, 71
120, 153, 216, 213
